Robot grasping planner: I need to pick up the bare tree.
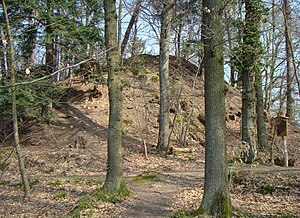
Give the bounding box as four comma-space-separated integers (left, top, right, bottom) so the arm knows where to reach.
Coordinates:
103, 0, 123, 191
121, 0, 142, 57
2, 0, 31, 197
158, 0, 174, 156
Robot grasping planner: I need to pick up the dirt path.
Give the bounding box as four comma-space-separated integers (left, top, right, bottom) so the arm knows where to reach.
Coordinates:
29, 170, 203, 217
119, 182, 178, 217
118, 171, 204, 218
23, 171, 203, 217
117, 166, 300, 217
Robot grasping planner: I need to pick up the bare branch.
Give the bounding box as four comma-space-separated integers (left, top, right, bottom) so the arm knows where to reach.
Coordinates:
0, 46, 117, 89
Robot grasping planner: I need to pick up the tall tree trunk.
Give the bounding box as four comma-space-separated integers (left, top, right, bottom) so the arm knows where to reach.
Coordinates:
241, 0, 261, 163
199, 0, 232, 216
158, 0, 174, 156
0, 26, 8, 81
264, 0, 277, 112
118, 0, 122, 55
225, 10, 235, 87
131, 16, 139, 56
45, 0, 55, 72
174, 3, 183, 59
177, 22, 182, 58
29, 8, 39, 67
104, 0, 123, 191
85, 6, 91, 56
236, 0, 243, 89
255, 71, 267, 151
2, 0, 30, 197
120, 0, 142, 57
283, 0, 295, 122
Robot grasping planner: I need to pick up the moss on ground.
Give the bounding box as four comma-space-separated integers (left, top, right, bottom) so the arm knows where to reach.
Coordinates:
65, 181, 133, 217
131, 171, 165, 183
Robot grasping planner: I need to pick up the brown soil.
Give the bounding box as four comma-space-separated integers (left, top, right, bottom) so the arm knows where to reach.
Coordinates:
0, 54, 299, 217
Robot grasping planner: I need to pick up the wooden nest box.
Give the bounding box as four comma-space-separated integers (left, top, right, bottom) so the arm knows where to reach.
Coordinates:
275, 114, 288, 137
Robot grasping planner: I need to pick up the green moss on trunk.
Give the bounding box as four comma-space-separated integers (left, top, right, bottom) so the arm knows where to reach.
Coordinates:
199, 191, 232, 217
217, 193, 232, 217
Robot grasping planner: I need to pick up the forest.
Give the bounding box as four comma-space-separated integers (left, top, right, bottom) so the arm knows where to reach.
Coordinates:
0, 0, 299, 217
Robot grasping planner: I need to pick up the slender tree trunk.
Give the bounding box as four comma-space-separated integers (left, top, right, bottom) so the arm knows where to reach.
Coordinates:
45, 0, 55, 72
270, 76, 286, 163
104, 0, 123, 191
283, 0, 295, 122
29, 8, 39, 67
0, 26, 7, 81
176, 21, 182, 58
253, 1, 268, 152
2, 0, 30, 197
225, 10, 235, 87
255, 71, 267, 151
236, 0, 243, 89
199, 0, 232, 216
120, 0, 142, 57
118, 0, 122, 55
264, 0, 276, 112
85, 6, 90, 55
131, 16, 139, 56
266, 41, 280, 112
173, 0, 182, 58
158, 0, 174, 156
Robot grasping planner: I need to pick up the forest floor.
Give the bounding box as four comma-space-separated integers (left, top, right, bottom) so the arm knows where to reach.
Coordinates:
0, 55, 300, 217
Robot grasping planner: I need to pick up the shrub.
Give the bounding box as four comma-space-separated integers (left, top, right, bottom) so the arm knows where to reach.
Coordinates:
0, 69, 63, 139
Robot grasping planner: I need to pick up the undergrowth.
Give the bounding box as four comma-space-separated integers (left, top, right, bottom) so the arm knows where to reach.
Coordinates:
65, 181, 133, 217
232, 207, 257, 218
171, 207, 297, 218
170, 209, 202, 218
53, 190, 68, 200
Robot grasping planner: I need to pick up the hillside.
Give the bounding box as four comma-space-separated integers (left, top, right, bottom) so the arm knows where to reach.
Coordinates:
0, 54, 299, 217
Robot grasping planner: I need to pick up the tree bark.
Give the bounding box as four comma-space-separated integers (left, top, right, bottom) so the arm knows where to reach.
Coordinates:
104, 0, 123, 191
118, 0, 122, 55
2, 0, 31, 197
199, 0, 232, 216
255, 72, 267, 152
241, 0, 261, 163
158, 0, 174, 156
224, 10, 235, 87
174, 2, 183, 58
131, 15, 139, 56
45, 0, 55, 72
28, 7, 39, 68
283, 0, 295, 122
0, 26, 7, 81
236, 0, 244, 89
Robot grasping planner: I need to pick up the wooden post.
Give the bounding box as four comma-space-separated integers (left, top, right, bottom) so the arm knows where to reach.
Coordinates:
282, 136, 288, 167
